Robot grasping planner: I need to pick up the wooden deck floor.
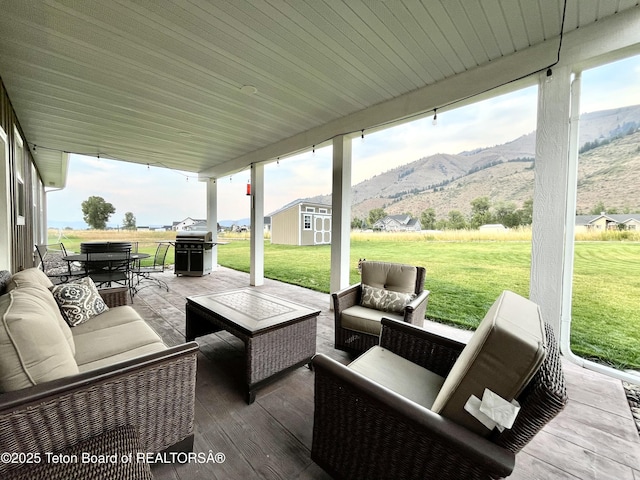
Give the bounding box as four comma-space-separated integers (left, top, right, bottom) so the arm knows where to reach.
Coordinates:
131, 267, 640, 480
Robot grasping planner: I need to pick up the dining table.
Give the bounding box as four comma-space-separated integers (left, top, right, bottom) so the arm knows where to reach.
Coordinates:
62, 251, 152, 296
62, 252, 150, 263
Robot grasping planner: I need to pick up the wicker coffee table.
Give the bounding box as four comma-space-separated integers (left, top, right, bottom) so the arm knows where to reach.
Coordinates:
186, 288, 319, 404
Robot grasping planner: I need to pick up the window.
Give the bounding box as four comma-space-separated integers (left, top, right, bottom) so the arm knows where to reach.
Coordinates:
32, 164, 42, 243
14, 128, 25, 225
319, 208, 328, 214
303, 214, 311, 230
305, 207, 315, 212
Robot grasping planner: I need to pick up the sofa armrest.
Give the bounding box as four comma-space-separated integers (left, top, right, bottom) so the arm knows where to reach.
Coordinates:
379, 317, 466, 377
403, 289, 430, 326
0, 342, 199, 475
311, 353, 514, 479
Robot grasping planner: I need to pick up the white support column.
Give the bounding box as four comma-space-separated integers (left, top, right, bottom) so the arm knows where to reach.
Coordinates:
533, 70, 640, 384
0, 126, 11, 271
530, 66, 573, 336
206, 178, 218, 271
250, 163, 264, 286
330, 135, 352, 306
560, 72, 582, 359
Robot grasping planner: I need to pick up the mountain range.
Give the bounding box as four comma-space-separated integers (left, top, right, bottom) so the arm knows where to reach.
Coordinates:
51, 104, 640, 229
302, 104, 640, 220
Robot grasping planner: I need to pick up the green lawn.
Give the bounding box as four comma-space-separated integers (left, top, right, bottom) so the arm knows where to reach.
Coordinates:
218, 239, 640, 369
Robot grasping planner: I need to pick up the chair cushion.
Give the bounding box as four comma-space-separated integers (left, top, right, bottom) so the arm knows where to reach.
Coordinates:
6, 267, 54, 292
360, 284, 415, 313
360, 261, 417, 294
431, 290, 547, 436
341, 305, 404, 335
349, 346, 445, 409
50, 277, 109, 326
72, 306, 166, 372
0, 286, 79, 391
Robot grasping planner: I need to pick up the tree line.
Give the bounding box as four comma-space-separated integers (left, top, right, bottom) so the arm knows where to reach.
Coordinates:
352, 197, 534, 230
81, 196, 136, 230
355, 197, 640, 231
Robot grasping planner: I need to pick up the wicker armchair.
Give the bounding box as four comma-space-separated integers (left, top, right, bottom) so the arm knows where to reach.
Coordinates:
332, 261, 429, 354
313, 291, 567, 480
4, 425, 154, 480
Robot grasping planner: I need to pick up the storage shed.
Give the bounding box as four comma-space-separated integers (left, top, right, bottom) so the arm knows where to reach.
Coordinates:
270, 201, 332, 246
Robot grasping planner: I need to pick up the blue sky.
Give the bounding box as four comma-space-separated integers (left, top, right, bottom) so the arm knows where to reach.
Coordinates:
47, 54, 640, 227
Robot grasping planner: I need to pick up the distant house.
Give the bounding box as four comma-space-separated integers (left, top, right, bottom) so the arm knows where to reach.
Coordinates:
373, 214, 421, 232
575, 214, 640, 232
270, 201, 331, 245
173, 217, 207, 231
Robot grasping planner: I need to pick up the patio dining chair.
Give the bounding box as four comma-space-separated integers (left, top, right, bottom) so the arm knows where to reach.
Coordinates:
131, 242, 170, 295
35, 243, 84, 284
85, 248, 133, 299
312, 290, 568, 480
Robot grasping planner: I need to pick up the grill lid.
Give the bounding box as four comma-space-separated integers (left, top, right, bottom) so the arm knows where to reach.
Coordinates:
175, 230, 213, 242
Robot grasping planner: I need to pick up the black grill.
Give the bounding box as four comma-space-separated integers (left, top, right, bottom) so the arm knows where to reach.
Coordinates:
174, 231, 213, 276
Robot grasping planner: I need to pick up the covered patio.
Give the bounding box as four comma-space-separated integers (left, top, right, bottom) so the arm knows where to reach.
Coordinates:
1, 1, 639, 385
1, 1, 640, 478
131, 268, 640, 479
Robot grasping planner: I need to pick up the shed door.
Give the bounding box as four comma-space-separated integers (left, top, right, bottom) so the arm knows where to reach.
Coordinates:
314, 215, 331, 244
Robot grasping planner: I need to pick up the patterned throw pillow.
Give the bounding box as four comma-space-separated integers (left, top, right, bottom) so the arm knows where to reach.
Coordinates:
383, 290, 416, 313
50, 277, 109, 326
360, 284, 415, 314
360, 283, 387, 311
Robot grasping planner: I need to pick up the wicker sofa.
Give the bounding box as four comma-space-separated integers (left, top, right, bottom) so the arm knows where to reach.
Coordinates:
0, 268, 198, 477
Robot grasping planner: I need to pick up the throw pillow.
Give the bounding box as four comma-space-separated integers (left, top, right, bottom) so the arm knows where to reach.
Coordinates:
383, 290, 416, 313
360, 283, 387, 310
360, 283, 415, 313
50, 277, 109, 326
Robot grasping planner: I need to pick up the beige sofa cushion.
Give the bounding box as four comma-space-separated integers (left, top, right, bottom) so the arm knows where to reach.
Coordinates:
361, 261, 417, 293
0, 286, 79, 391
6, 267, 54, 291
3, 269, 74, 355
73, 306, 166, 372
349, 346, 445, 409
341, 305, 403, 335
431, 290, 546, 436
32, 283, 76, 356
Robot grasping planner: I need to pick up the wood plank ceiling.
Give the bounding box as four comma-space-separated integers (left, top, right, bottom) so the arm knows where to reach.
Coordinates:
0, 0, 637, 188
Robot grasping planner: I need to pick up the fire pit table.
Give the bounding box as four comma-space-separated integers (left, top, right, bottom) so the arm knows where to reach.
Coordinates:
186, 288, 319, 404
